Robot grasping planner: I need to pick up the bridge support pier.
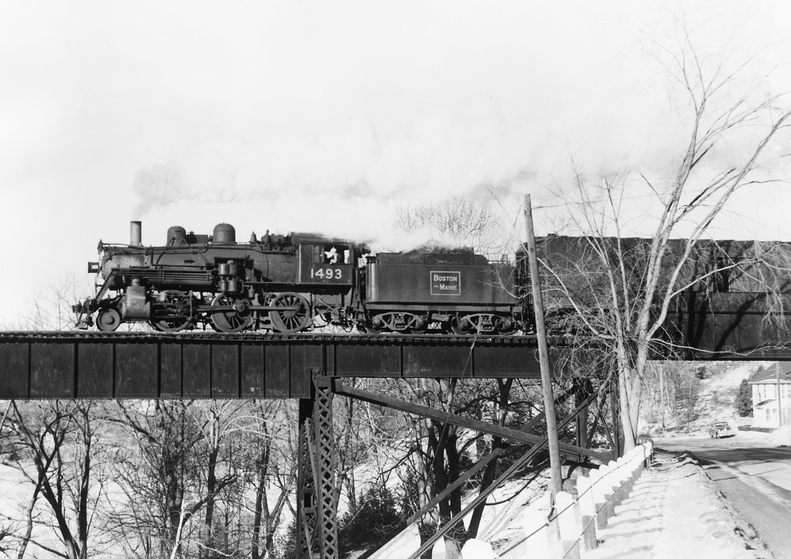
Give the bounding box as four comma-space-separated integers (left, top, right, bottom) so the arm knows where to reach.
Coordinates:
296, 371, 339, 559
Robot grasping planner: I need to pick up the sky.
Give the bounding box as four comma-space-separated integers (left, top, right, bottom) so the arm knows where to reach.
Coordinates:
2, 1, 791, 328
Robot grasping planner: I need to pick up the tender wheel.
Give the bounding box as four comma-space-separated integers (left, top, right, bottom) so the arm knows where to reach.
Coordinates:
372, 312, 424, 334
410, 316, 429, 334
495, 316, 515, 335
211, 294, 253, 333
450, 316, 468, 335
96, 308, 121, 332
269, 292, 311, 334
466, 315, 488, 334
452, 313, 500, 335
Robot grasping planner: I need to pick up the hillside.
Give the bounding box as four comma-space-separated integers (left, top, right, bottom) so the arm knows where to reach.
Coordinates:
640, 361, 768, 438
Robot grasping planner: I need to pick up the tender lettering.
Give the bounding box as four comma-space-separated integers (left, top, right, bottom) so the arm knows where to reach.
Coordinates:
430, 270, 461, 296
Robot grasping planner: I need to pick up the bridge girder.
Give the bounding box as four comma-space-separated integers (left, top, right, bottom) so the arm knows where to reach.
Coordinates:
0, 332, 542, 399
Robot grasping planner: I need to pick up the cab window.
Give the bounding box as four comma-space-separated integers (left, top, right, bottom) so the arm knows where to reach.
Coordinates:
314, 245, 346, 264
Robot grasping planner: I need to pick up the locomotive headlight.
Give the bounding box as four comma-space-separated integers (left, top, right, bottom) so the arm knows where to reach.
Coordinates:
87, 262, 100, 274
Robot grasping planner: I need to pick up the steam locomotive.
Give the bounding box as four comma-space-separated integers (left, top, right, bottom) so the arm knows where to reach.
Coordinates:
73, 221, 528, 335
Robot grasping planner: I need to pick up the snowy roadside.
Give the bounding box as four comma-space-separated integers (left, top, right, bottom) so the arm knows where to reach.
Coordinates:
365, 446, 776, 559
588, 449, 771, 559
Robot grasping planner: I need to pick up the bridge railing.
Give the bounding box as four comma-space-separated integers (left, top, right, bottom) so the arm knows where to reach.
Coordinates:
489, 441, 653, 559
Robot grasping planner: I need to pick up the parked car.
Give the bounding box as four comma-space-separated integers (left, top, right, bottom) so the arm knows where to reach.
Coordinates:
709, 422, 735, 438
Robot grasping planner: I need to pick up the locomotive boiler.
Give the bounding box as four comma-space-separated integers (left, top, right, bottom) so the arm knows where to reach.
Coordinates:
74, 221, 527, 335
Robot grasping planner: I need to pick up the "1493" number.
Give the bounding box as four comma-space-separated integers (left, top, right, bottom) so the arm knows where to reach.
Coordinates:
311, 268, 343, 280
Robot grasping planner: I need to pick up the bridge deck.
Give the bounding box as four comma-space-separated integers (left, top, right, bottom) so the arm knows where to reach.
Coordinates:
0, 332, 542, 399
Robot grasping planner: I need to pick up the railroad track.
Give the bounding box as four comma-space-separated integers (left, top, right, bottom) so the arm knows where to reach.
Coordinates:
0, 330, 547, 346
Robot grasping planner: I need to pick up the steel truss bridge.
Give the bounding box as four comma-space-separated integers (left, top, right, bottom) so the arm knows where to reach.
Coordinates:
0, 296, 786, 559
0, 331, 608, 558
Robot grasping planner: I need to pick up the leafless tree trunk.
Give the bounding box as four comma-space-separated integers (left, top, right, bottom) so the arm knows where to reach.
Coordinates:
248, 401, 297, 559
540, 13, 791, 451
466, 378, 512, 538
5, 401, 106, 559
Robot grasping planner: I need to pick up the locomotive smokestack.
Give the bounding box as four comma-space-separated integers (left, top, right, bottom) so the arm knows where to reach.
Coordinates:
130, 221, 142, 246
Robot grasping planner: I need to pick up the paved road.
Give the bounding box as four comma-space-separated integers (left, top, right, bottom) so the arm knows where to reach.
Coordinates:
658, 435, 791, 559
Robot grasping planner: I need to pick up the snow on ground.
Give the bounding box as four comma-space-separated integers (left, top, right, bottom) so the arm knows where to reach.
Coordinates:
706, 363, 767, 393
694, 362, 767, 427
767, 425, 791, 447
587, 450, 769, 559
0, 463, 67, 555
366, 445, 778, 559
369, 471, 553, 559
367, 362, 787, 558
0, 462, 31, 520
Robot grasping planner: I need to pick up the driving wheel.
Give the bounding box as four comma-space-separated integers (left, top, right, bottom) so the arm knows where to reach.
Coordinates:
150, 290, 191, 332
269, 292, 311, 333
211, 294, 253, 333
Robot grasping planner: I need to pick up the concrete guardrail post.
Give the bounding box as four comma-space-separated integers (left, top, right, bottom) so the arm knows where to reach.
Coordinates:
615, 456, 632, 505
633, 443, 647, 486
576, 475, 598, 551
522, 509, 550, 558
626, 449, 640, 494
612, 458, 626, 507
554, 491, 581, 559
460, 538, 494, 559
604, 460, 619, 519
593, 465, 610, 531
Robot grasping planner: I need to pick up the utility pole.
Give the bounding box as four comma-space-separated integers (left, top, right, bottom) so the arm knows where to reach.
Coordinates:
523, 194, 563, 497
777, 364, 783, 427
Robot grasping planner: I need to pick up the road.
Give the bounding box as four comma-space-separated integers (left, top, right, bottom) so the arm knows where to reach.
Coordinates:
658, 433, 791, 559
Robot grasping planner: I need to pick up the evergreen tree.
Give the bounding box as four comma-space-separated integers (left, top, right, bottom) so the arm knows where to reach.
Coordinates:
736, 379, 753, 417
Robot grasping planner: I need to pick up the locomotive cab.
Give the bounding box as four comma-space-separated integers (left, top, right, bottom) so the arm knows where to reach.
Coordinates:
295, 236, 358, 286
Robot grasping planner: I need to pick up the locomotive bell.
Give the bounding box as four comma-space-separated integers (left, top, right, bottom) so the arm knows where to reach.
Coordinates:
213, 223, 236, 244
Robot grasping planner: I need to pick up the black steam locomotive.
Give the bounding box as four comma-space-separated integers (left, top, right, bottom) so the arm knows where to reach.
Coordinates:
74, 222, 527, 335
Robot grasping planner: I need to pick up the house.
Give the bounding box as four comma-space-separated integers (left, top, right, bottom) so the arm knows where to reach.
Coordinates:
750, 363, 791, 428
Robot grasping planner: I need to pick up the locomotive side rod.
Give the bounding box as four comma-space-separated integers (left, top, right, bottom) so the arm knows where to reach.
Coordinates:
197, 304, 302, 313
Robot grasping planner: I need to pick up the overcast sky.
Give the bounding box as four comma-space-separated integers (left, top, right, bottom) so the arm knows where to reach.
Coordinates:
2, 1, 790, 327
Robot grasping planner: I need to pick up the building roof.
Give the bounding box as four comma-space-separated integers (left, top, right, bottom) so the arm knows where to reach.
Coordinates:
749, 363, 791, 384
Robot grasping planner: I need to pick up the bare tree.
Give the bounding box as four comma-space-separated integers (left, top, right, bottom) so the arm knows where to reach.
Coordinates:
538, 13, 791, 451
13, 274, 88, 331
243, 400, 296, 559
3, 401, 109, 559
107, 400, 205, 559
393, 197, 510, 258
382, 377, 540, 559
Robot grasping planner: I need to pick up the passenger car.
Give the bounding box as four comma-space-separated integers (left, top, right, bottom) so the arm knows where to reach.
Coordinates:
708, 422, 735, 438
